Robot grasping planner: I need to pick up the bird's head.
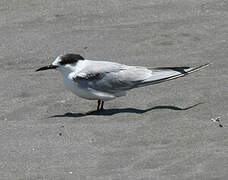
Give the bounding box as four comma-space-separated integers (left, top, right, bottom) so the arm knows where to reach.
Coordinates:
36, 53, 84, 73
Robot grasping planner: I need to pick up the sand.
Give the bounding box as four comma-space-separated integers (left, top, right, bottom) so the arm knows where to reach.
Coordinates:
0, 0, 228, 179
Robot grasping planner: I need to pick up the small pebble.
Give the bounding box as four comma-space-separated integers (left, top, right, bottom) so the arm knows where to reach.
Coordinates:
211, 117, 223, 127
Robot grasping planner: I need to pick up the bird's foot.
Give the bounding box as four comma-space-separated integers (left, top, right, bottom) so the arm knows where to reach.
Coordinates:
96, 100, 104, 112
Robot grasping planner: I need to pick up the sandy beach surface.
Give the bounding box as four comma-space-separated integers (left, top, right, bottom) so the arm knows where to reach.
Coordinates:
0, 0, 228, 179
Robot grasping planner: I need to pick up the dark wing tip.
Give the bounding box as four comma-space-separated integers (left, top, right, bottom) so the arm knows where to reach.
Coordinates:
153, 63, 211, 74
187, 63, 211, 73
154, 66, 191, 74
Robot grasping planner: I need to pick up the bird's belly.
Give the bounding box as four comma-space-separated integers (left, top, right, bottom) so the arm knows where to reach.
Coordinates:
63, 78, 115, 101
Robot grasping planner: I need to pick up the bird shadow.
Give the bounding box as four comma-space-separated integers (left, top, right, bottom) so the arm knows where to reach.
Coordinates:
49, 102, 203, 118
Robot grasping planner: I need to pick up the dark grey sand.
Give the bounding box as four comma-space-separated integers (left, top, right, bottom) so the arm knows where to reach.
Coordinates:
0, 0, 228, 179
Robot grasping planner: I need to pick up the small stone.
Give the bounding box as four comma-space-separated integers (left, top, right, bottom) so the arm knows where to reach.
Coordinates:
211, 117, 223, 128
215, 117, 221, 122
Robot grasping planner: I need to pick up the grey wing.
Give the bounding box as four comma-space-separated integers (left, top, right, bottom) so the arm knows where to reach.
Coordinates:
73, 60, 151, 93
73, 69, 140, 93
73, 62, 210, 92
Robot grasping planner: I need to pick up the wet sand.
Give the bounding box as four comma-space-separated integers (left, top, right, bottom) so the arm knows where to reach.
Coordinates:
0, 0, 228, 179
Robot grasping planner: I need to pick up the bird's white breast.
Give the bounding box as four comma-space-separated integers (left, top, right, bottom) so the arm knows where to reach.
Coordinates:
62, 73, 115, 101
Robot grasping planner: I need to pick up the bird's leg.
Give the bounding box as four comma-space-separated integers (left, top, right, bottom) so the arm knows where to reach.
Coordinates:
100, 100, 104, 110
97, 100, 101, 111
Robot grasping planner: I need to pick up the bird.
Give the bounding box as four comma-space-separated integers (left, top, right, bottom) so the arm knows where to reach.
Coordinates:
36, 53, 209, 112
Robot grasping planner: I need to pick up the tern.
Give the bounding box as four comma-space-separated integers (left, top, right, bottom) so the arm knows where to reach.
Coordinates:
36, 54, 209, 112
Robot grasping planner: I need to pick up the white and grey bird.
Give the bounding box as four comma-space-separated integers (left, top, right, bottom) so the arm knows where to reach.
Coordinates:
36, 54, 209, 112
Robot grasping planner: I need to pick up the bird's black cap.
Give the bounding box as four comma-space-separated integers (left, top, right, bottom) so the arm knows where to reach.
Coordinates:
60, 54, 84, 65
